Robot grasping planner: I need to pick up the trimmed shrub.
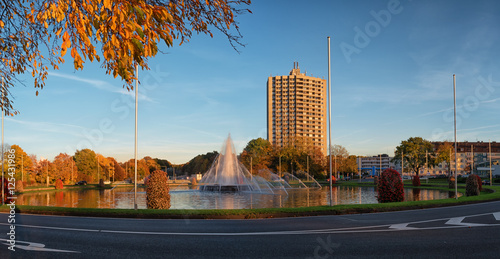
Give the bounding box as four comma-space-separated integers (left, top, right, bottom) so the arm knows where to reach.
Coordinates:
15, 180, 24, 193
377, 169, 404, 203
412, 175, 421, 186
55, 179, 64, 189
146, 170, 171, 209
466, 174, 480, 196
475, 175, 482, 191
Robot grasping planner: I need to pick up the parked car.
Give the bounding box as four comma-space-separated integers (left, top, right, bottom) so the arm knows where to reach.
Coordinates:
75, 181, 87, 185
482, 180, 490, 185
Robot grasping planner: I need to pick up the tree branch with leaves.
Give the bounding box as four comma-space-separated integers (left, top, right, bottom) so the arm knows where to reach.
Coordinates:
0, 0, 251, 114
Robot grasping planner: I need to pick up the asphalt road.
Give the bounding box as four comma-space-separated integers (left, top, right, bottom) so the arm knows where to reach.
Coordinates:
1, 201, 499, 258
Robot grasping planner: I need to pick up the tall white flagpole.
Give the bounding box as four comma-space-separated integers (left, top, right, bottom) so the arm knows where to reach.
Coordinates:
327, 36, 333, 206
134, 64, 139, 210
453, 74, 458, 199
1, 77, 4, 205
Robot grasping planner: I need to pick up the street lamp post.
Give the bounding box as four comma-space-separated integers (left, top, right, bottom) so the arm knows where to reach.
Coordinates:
425, 151, 429, 184
449, 148, 452, 177
46, 160, 49, 187
250, 156, 252, 176
279, 155, 281, 178
72, 158, 74, 183
401, 151, 403, 177
489, 140, 492, 186
379, 154, 382, 176
250, 155, 253, 181
358, 156, 361, 183
307, 156, 309, 182
471, 144, 474, 175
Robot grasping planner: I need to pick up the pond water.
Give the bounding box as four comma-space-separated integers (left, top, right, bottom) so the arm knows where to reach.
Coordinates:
17, 186, 460, 210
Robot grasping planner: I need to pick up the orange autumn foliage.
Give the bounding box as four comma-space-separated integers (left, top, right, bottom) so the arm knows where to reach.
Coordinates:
0, 0, 251, 114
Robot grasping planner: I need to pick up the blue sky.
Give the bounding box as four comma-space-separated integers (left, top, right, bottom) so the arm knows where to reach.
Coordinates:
6, 0, 500, 164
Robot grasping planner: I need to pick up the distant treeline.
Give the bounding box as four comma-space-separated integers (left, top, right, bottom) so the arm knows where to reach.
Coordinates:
179, 151, 219, 175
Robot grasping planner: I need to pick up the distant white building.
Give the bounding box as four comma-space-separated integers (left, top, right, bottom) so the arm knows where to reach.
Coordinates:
428, 141, 500, 177
356, 154, 400, 176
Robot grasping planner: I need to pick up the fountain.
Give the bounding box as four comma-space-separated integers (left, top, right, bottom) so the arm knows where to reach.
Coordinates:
198, 134, 275, 193
16, 135, 460, 209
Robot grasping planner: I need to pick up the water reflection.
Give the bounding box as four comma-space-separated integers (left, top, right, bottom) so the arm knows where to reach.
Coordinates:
17, 186, 460, 210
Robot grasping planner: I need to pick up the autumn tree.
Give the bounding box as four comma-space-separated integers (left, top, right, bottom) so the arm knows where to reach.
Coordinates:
240, 138, 272, 172
95, 154, 115, 181
74, 149, 98, 182
37, 158, 55, 185
343, 155, 359, 174
53, 153, 77, 184
105, 157, 117, 180
0, 0, 251, 114
27, 154, 38, 184
393, 137, 434, 177
5, 145, 33, 181
435, 141, 455, 176
143, 156, 160, 172
113, 160, 126, 181
123, 158, 149, 182
268, 137, 325, 178
329, 144, 351, 177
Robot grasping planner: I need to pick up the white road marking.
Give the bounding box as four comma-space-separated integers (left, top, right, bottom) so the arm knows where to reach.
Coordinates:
389, 223, 416, 230
0, 238, 80, 253
1, 212, 499, 236
0, 222, 99, 232
445, 217, 489, 227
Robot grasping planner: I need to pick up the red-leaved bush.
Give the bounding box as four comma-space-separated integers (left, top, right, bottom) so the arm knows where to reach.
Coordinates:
55, 179, 64, 190
377, 169, 405, 203
475, 174, 482, 191
412, 175, 421, 186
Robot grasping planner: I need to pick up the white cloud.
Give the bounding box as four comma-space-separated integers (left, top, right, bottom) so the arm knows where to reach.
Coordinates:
49, 72, 154, 102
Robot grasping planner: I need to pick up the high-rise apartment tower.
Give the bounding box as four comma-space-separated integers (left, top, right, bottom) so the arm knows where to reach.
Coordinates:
267, 62, 327, 155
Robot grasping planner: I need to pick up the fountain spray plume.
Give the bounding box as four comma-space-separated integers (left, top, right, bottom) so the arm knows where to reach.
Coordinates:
198, 134, 274, 193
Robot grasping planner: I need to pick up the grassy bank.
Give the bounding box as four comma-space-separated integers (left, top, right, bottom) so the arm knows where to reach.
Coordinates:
2, 183, 498, 219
